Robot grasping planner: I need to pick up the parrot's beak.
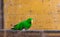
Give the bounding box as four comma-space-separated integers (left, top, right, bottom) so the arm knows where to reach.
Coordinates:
32, 20, 33, 24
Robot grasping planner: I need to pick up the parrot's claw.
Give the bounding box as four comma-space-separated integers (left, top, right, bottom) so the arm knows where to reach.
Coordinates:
22, 29, 26, 31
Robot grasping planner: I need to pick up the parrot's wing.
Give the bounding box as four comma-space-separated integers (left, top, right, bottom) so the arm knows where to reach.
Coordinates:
11, 18, 33, 30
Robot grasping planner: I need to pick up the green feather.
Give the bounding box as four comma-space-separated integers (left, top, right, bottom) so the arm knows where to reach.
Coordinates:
11, 18, 33, 30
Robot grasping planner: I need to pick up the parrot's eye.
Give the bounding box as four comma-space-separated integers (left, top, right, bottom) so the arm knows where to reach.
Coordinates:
29, 21, 31, 24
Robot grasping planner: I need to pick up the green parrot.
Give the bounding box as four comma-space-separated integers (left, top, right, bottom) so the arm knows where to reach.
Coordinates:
11, 18, 33, 31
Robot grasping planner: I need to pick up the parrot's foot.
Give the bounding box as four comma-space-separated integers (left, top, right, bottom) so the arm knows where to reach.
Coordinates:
22, 29, 26, 31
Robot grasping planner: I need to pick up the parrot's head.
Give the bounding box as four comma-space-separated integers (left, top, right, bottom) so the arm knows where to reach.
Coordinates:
27, 18, 33, 24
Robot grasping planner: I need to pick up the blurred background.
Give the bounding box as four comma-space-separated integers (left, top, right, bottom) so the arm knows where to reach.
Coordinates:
3, 0, 60, 30
0, 0, 3, 29
0, 0, 60, 37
